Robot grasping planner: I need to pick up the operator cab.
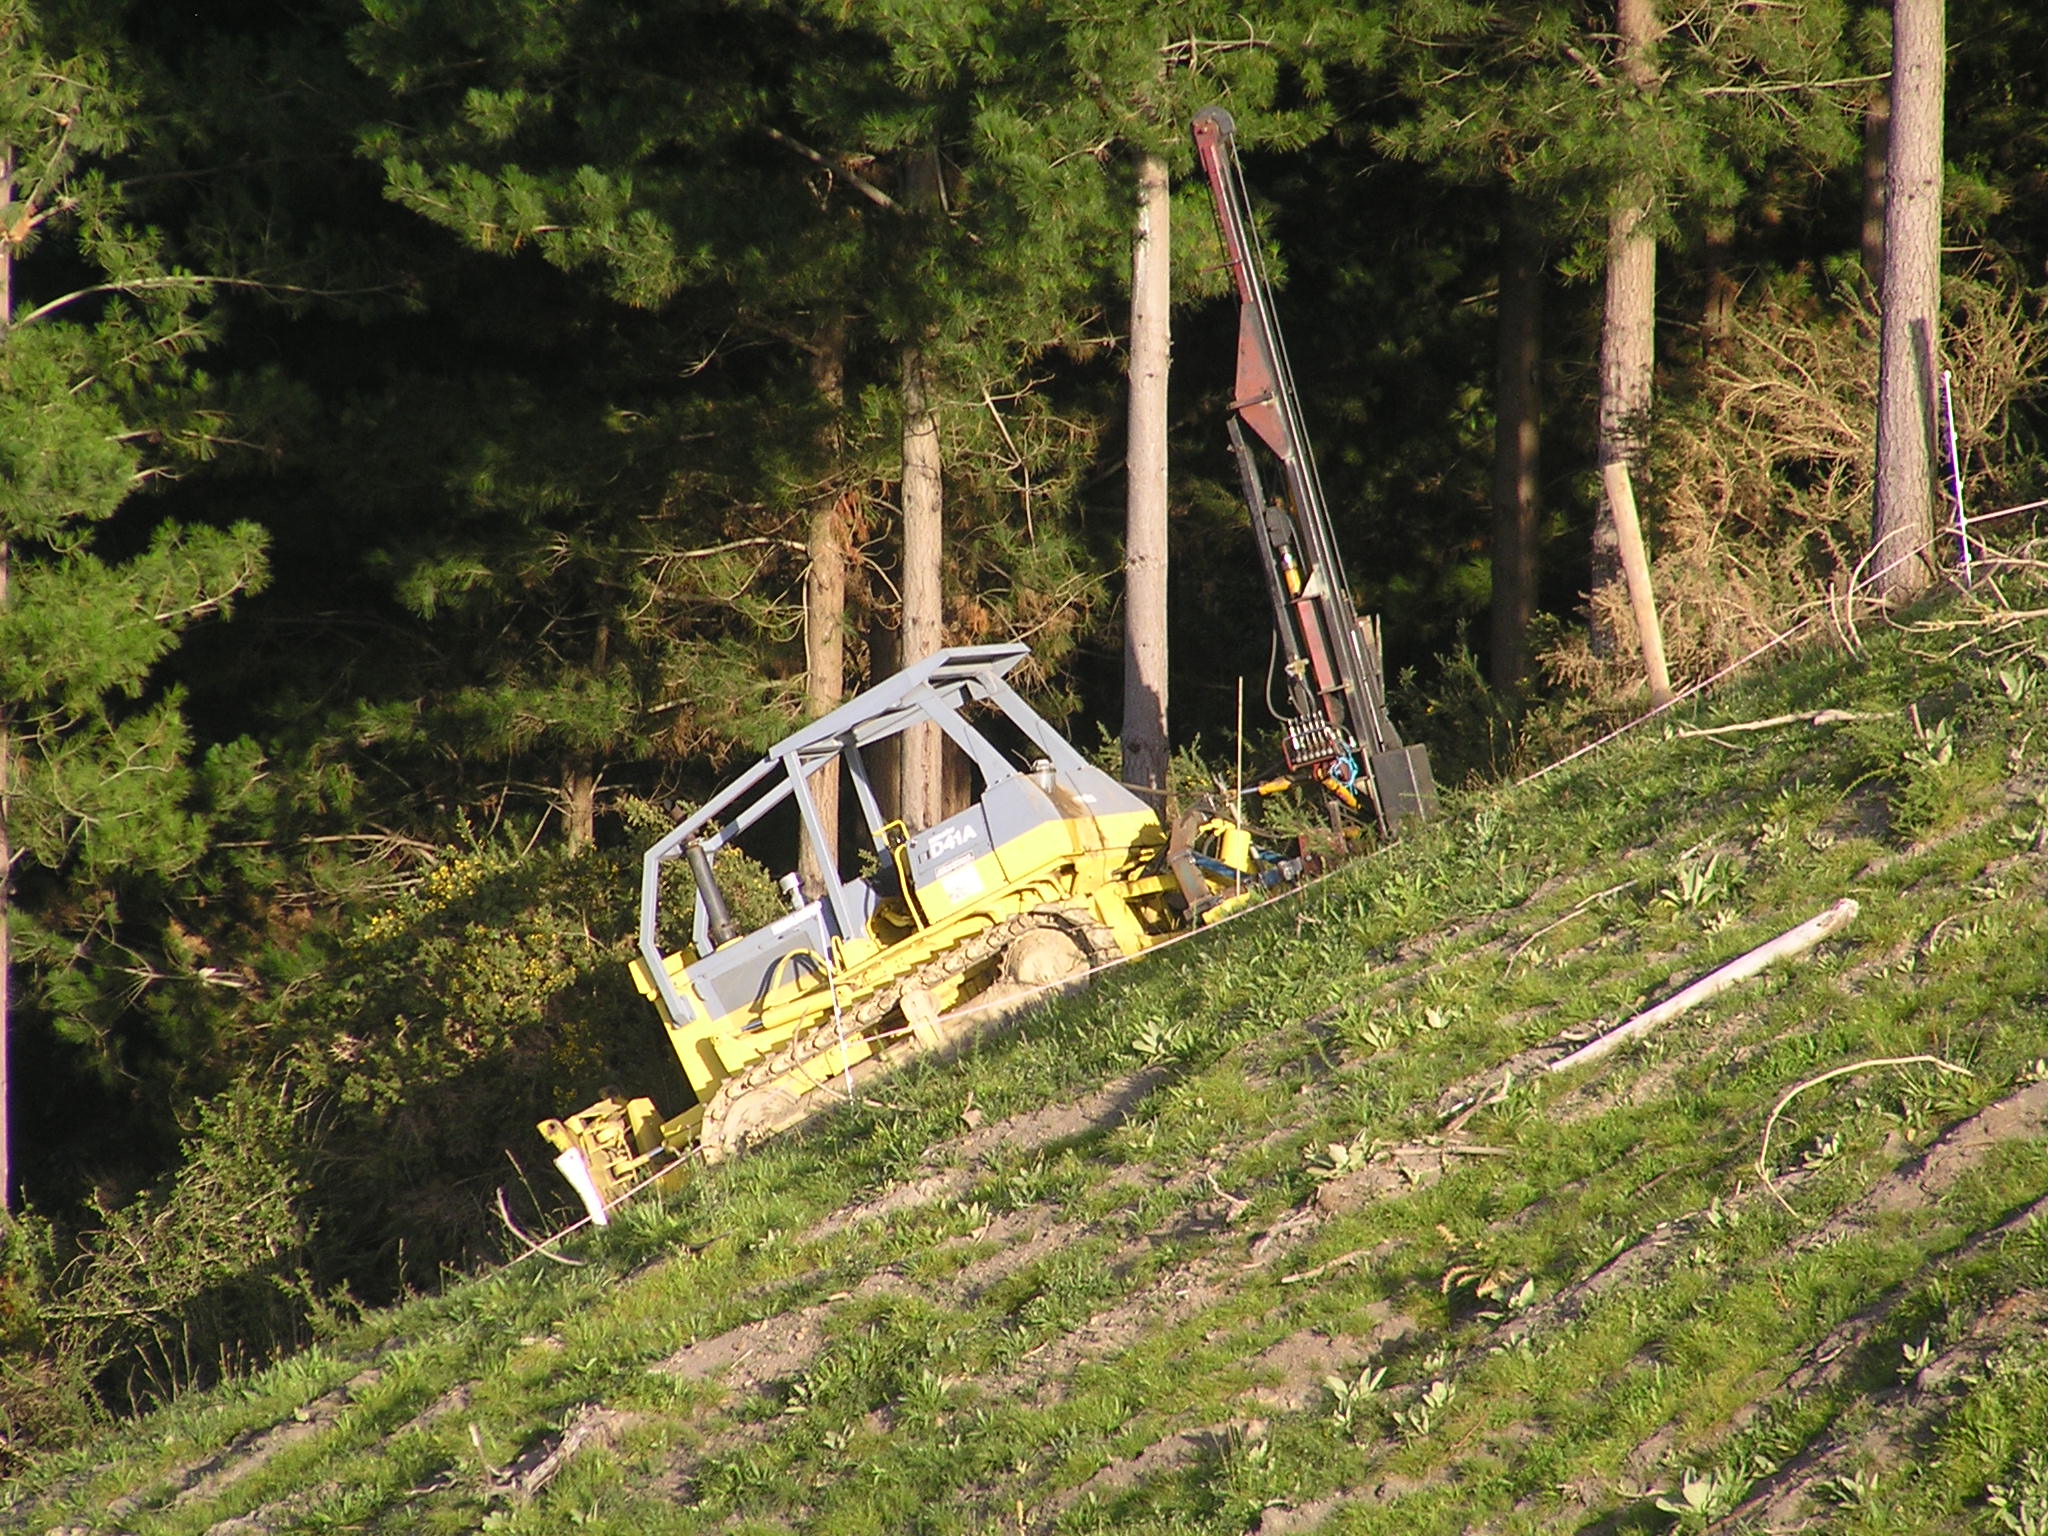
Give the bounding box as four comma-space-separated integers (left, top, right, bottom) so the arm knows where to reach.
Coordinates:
638, 645, 1137, 1032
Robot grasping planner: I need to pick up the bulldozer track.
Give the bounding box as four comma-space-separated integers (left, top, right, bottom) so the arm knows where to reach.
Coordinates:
697, 901, 1122, 1163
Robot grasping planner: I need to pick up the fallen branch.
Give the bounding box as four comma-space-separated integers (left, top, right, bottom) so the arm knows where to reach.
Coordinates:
1756, 1054, 1974, 1214
1672, 708, 1881, 740
1963, 495, 2048, 527
1246, 1207, 1320, 1264
1603, 460, 1674, 708
1825, 575, 1869, 660
1904, 606, 2048, 633
1384, 1140, 1514, 1161
495, 1404, 627, 1500
1205, 1171, 1252, 1221
1546, 898, 1861, 1075
1441, 1074, 1518, 1136
1916, 912, 1974, 962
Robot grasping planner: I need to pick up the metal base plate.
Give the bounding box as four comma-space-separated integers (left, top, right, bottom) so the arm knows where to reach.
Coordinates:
1369, 744, 1438, 830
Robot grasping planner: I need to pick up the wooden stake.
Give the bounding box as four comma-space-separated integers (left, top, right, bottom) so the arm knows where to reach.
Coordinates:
1547, 898, 1860, 1074
1601, 459, 1674, 708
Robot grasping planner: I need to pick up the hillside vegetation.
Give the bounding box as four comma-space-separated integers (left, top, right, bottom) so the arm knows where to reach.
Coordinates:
9, 583, 2048, 1534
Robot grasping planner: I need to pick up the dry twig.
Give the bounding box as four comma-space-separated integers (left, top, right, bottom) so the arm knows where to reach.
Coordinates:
496, 1189, 585, 1267
1506, 881, 1635, 976
1280, 1247, 1373, 1286
1756, 1054, 1974, 1214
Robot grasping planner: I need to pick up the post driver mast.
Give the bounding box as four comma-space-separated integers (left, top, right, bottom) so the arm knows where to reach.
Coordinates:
1191, 105, 1436, 836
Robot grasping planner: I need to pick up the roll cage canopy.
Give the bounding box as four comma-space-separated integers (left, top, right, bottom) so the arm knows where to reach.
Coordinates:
636, 644, 1096, 1023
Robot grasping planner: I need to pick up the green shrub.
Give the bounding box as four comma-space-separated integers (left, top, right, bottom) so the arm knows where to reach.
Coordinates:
46, 1082, 315, 1411
0, 1213, 94, 1470
263, 844, 668, 1286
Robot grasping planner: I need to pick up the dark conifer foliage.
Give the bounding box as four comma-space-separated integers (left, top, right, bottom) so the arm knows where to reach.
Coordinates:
1, 0, 270, 1218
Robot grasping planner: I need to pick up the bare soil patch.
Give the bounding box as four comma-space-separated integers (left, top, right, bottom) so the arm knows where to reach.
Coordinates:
1249, 1488, 1362, 1534
1063, 1420, 1237, 1503
654, 1305, 830, 1393
951, 1069, 1167, 1161
392, 1379, 474, 1440
1819, 1077, 2048, 1233
808, 1168, 976, 1239
948, 1210, 1088, 1300
1237, 1315, 1409, 1412
803, 1070, 1170, 1247
654, 1269, 908, 1401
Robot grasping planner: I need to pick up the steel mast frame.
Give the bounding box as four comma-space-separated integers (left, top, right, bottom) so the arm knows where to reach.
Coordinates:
1191, 104, 1435, 834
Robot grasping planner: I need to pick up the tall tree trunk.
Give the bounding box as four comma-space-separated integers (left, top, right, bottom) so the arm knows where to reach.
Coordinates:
896, 149, 946, 832
1490, 195, 1543, 694
560, 618, 608, 851
800, 498, 849, 886
1121, 149, 1171, 811
863, 599, 900, 825
1861, 79, 1891, 287
898, 342, 944, 831
1594, 202, 1656, 652
1592, 0, 1662, 655
941, 736, 974, 820
1870, 0, 1944, 602
1, 146, 14, 1215
799, 322, 849, 894
561, 765, 597, 851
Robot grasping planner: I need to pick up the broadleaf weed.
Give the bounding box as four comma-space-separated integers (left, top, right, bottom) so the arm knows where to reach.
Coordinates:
1323, 1364, 1386, 1437
1652, 1463, 1751, 1524
1390, 1379, 1455, 1441
1990, 1448, 2048, 1536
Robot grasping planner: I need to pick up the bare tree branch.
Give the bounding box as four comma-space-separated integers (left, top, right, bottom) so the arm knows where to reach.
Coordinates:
764, 127, 899, 211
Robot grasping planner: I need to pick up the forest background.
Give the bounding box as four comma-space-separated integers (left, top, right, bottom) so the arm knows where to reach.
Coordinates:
0, 0, 2043, 1454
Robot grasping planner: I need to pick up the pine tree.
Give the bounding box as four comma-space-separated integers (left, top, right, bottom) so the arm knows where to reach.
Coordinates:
976, 0, 1362, 791
797, 318, 851, 889
345, 3, 853, 843
0, 3, 266, 1210
1593, 0, 1664, 653
1383, 0, 1861, 665
355, 1, 1111, 843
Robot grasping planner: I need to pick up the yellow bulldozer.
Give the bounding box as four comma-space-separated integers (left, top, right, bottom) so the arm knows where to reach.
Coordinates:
541, 643, 1278, 1223
540, 106, 1443, 1225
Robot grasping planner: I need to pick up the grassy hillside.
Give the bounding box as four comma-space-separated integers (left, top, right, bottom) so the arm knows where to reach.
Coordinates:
9, 586, 2048, 1536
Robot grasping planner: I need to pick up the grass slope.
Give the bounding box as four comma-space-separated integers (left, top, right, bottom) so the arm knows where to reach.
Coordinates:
10, 591, 2048, 1536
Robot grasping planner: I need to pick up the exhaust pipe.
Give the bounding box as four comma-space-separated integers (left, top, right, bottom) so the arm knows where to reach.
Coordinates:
686, 837, 742, 949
